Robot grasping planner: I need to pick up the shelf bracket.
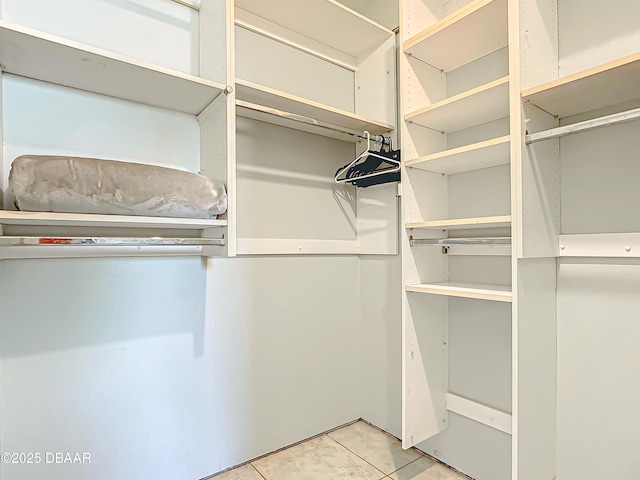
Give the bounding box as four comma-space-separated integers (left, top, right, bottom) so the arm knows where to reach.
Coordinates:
197, 89, 228, 120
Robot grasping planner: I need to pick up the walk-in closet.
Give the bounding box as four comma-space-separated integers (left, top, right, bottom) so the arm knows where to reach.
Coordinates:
0, 0, 638, 479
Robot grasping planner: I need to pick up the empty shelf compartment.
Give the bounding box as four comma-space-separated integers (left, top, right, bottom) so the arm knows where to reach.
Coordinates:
405, 77, 509, 133
404, 0, 508, 72
405, 135, 510, 174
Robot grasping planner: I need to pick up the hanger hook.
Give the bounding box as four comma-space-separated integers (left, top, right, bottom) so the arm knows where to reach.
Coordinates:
363, 130, 371, 151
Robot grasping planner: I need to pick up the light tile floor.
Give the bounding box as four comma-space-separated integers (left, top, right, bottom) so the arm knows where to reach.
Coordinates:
213, 421, 470, 480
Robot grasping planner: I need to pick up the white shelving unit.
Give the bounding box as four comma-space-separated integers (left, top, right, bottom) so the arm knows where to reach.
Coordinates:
510, 0, 640, 477
233, 0, 398, 256
401, 1, 513, 479
0, 0, 398, 260
0, 1, 235, 259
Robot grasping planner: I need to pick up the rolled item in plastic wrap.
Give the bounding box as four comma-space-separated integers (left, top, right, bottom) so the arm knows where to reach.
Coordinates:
9, 155, 227, 219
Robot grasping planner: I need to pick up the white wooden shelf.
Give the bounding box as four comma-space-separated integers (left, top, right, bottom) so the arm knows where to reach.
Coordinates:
523, 52, 640, 118
559, 233, 640, 258
0, 211, 226, 259
235, 79, 394, 138
406, 215, 511, 231
405, 135, 510, 174
0, 211, 227, 230
234, 0, 393, 58
406, 281, 512, 303
0, 20, 226, 115
404, 0, 508, 72
405, 76, 510, 133
446, 393, 512, 434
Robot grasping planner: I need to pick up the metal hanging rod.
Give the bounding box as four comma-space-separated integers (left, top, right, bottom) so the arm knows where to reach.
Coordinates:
236, 100, 391, 145
169, 0, 200, 11
0, 236, 225, 247
235, 20, 357, 72
410, 237, 511, 247
526, 107, 640, 144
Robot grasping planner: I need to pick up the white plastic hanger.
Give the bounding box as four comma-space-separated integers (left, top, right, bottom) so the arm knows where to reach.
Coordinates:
334, 131, 400, 184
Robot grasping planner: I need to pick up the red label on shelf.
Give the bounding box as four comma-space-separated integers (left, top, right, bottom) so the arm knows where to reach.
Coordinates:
39, 238, 73, 244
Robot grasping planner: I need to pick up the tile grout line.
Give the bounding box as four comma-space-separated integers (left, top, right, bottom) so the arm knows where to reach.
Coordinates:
327, 423, 426, 477
359, 419, 472, 479
249, 463, 268, 480
359, 418, 426, 458
202, 419, 363, 479
204, 420, 471, 480
248, 418, 362, 464
387, 455, 429, 476
324, 434, 388, 479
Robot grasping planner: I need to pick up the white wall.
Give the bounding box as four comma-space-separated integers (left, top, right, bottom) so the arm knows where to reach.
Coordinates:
205, 257, 363, 461
2, 0, 199, 74
0, 256, 363, 480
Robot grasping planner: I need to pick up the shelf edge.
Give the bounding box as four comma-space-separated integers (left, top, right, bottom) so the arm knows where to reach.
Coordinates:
405, 76, 510, 121
522, 51, 640, 100
405, 135, 510, 168
403, 0, 495, 52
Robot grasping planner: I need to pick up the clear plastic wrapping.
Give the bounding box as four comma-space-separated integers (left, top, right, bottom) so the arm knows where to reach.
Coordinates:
9, 155, 227, 219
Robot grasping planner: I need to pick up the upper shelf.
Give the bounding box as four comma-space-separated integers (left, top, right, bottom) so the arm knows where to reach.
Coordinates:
235, 79, 394, 138
405, 76, 510, 133
0, 211, 227, 230
404, 0, 508, 72
234, 0, 394, 58
523, 52, 640, 118
0, 20, 226, 115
